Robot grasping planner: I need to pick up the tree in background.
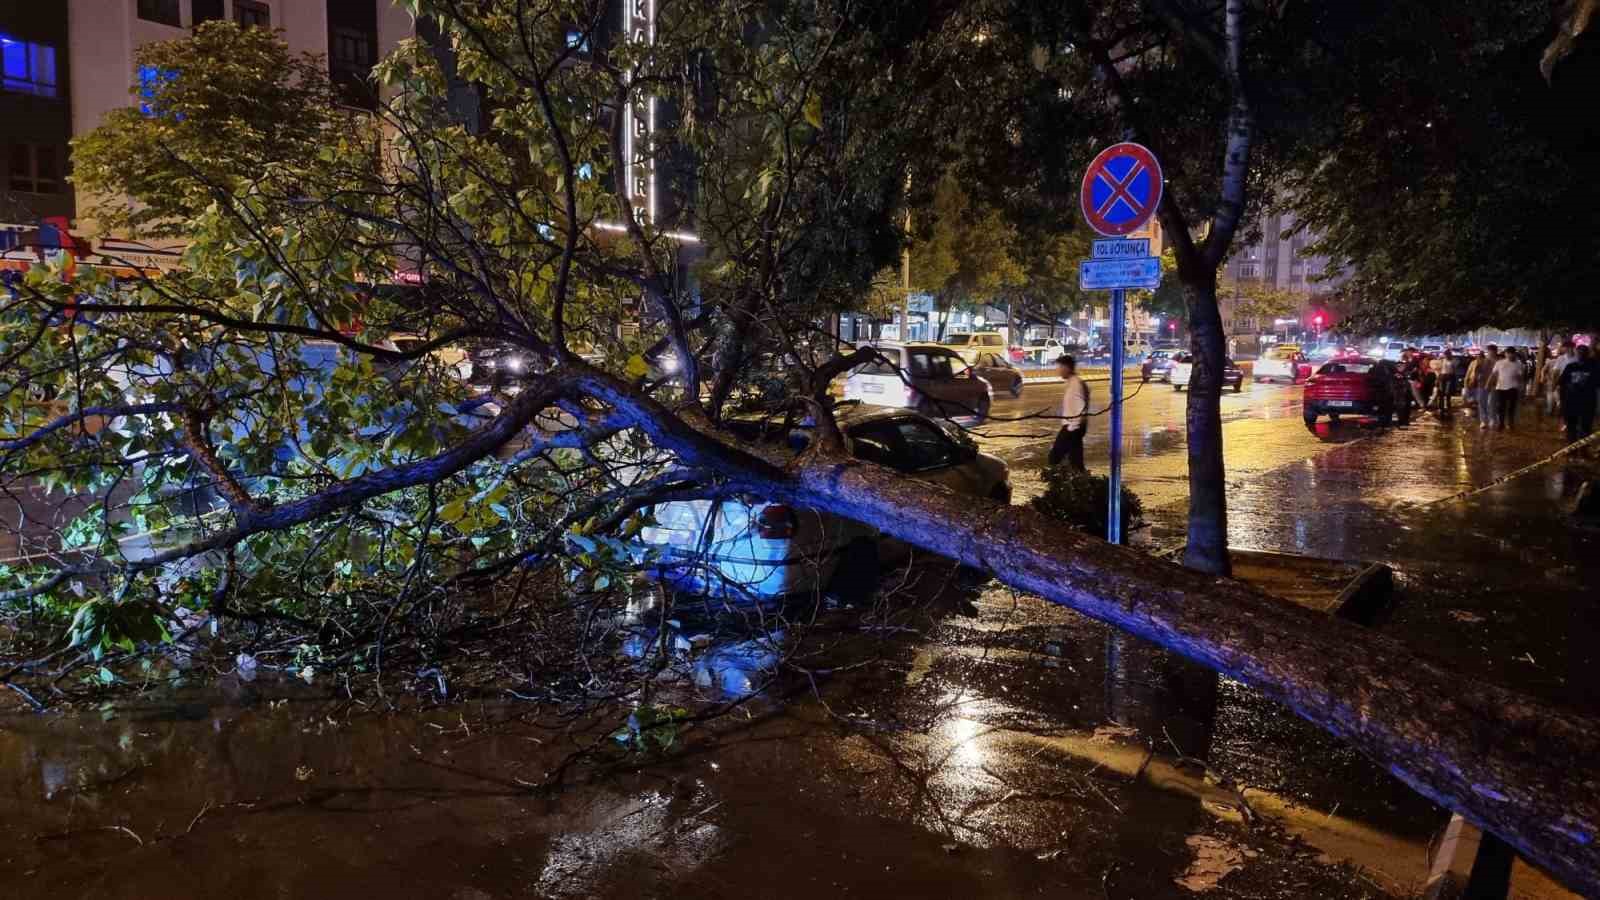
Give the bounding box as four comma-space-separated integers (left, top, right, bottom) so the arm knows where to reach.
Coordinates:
1285, 0, 1600, 336
909, 175, 1023, 340
71, 21, 350, 238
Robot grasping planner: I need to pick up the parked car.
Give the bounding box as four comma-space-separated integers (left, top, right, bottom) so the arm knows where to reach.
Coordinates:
1019, 338, 1072, 365
1169, 353, 1245, 392
1302, 357, 1409, 427
1141, 349, 1178, 383
972, 350, 1024, 398
843, 342, 994, 421
635, 406, 1012, 601
1374, 340, 1408, 362
1253, 344, 1311, 384
940, 331, 1008, 365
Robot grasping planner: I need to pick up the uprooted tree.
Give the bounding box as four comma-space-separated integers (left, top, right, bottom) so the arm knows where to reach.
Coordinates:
3, 0, 1600, 892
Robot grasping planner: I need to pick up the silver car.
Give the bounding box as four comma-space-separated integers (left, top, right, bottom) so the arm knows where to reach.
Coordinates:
635, 406, 1011, 601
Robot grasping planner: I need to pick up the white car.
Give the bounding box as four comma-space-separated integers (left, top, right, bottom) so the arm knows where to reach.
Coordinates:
1376, 340, 1408, 362
940, 331, 1007, 365
1252, 345, 1307, 383
842, 343, 993, 421
636, 406, 1011, 601
1170, 353, 1246, 392
1021, 338, 1071, 365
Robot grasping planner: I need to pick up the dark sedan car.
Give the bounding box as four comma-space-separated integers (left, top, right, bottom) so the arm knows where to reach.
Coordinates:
1142, 349, 1178, 383
972, 351, 1025, 398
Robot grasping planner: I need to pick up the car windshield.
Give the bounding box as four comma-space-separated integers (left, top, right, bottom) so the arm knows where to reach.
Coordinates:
941, 334, 974, 346
1320, 361, 1374, 375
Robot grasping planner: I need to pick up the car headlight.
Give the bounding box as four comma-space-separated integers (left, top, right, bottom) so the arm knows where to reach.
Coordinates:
505, 356, 525, 373
658, 354, 680, 374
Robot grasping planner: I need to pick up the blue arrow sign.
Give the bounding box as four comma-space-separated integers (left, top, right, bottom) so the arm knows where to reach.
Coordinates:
1079, 257, 1162, 291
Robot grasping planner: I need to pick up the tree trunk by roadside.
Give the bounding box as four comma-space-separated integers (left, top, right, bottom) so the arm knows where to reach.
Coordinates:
1182, 271, 1232, 577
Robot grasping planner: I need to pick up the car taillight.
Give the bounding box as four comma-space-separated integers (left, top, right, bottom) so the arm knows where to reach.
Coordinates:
756, 505, 797, 539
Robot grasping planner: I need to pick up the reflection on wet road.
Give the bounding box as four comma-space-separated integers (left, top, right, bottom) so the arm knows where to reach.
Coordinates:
981, 380, 1333, 513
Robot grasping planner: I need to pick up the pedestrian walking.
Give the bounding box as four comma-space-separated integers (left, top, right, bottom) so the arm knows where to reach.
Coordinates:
1559, 345, 1600, 442
1048, 354, 1090, 471
1488, 348, 1525, 430
1470, 343, 1500, 427
1431, 351, 1454, 413
1544, 341, 1576, 418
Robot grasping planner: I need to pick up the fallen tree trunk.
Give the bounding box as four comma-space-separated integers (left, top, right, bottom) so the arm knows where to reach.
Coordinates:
763, 452, 1600, 894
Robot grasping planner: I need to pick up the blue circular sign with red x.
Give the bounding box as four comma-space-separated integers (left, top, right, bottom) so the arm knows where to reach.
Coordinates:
1080, 142, 1164, 236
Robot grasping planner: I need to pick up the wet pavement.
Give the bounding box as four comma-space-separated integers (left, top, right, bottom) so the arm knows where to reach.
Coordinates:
3, 384, 1596, 898
0, 591, 1398, 900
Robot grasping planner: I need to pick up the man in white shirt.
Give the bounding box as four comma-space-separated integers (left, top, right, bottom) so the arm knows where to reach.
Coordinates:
1048, 355, 1090, 471
1488, 350, 1526, 431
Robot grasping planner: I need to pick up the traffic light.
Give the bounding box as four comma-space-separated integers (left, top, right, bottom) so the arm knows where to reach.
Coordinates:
1313, 314, 1325, 327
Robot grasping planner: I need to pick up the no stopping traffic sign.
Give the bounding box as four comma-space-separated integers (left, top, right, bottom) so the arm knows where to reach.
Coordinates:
1079, 142, 1163, 236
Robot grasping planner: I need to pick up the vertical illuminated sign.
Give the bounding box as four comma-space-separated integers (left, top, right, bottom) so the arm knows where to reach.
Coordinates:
622, 0, 655, 225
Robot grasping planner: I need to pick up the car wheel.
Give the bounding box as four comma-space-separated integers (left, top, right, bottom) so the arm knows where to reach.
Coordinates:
1233, 379, 1243, 393
1010, 378, 1023, 399
828, 539, 881, 606
990, 482, 1012, 506
1174, 384, 1183, 392
975, 396, 992, 421
1378, 410, 1393, 427
1303, 409, 1318, 428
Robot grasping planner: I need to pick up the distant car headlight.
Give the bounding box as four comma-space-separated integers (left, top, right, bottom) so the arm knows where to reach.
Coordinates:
504, 356, 525, 373
658, 354, 680, 374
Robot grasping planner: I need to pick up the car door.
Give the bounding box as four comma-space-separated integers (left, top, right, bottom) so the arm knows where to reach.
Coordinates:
852, 416, 985, 496
972, 352, 1013, 392
910, 349, 975, 417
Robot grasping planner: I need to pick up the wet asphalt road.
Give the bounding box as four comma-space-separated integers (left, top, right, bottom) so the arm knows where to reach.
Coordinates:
980, 376, 1322, 512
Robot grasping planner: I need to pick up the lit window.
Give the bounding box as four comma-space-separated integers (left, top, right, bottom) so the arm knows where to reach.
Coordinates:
0, 34, 58, 98
138, 65, 181, 117
137, 0, 182, 27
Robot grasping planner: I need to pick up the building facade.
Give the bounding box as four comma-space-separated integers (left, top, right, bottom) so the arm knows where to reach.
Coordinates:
1221, 210, 1346, 347
2, 6, 73, 221
2, 0, 411, 234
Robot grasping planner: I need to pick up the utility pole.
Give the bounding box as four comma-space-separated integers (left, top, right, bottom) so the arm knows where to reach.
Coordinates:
901, 181, 912, 342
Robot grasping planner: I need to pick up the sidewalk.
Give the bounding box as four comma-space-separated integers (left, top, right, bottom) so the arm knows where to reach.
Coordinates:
1150, 404, 1600, 714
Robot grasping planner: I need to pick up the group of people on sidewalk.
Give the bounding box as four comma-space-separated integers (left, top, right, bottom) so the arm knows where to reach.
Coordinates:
1044, 342, 1600, 478
1445, 341, 1600, 442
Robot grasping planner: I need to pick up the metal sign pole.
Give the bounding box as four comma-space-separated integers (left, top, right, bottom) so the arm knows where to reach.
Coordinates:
1108, 288, 1125, 545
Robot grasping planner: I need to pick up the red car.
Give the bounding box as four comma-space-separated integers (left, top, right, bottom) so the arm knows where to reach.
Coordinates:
1302, 357, 1409, 427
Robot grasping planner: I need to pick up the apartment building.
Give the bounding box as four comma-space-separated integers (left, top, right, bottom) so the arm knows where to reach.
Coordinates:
1, 0, 411, 246
1221, 210, 1346, 342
